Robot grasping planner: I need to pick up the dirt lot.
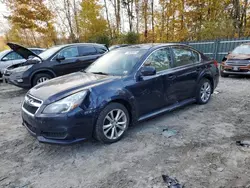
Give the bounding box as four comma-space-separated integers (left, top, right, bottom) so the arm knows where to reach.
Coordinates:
0, 77, 250, 188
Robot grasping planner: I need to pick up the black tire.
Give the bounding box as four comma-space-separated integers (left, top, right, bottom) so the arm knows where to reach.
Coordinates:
94, 102, 130, 144
32, 73, 52, 86
196, 78, 212, 104
220, 71, 229, 77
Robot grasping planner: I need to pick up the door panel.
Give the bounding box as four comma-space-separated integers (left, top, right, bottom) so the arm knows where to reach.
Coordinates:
128, 75, 165, 116
129, 47, 173, 117
170, 47, 201, 102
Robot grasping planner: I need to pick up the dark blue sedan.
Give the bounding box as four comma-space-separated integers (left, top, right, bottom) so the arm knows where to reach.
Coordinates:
21, 44, 219, 144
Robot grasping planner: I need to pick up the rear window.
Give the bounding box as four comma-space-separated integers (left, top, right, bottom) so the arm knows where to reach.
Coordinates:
78, 46, 97, 56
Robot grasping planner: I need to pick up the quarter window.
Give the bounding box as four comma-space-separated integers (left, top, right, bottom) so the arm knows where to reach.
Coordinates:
144, 48, 171, 72
172, 47, 200, 67
58, 47, 79, 59
96, 46, 108, 54
3, 52, 23, 61
78, 46, 97, 56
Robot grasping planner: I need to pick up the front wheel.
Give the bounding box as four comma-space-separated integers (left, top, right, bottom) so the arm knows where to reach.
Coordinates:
94, 103, 130, 143
196, 78, 212, 104
32, 73, 52, 86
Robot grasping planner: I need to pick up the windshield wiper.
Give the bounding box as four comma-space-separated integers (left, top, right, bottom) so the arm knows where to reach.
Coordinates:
91, 72, 109, 75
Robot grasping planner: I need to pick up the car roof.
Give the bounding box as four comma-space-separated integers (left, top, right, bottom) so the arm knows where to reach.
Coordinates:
121, 43, 190, 50
53, 43, 106, 49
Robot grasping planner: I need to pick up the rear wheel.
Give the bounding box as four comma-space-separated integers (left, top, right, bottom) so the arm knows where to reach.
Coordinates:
196, 78, 212, 104
32, 73, 52, 86
94, 103, 129, 143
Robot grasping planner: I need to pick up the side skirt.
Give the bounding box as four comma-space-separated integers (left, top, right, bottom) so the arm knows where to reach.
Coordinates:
138, 98, 196, 122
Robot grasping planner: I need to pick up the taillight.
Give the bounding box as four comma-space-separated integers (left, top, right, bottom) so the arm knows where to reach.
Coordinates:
214, 60, 219, 67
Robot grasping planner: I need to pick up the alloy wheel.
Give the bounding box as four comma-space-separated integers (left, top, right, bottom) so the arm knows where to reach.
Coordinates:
103, 109, 127, 140
37, 77, 49, 84
200, 82, 211, 103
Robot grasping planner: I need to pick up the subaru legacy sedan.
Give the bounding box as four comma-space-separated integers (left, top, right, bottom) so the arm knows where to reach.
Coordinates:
22, 44, 219, 144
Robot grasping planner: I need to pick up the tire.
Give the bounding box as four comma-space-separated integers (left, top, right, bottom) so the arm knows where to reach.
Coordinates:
220, 71, 229, 77
94, 102, 130, 144
196, 78, 212, 104
32, 73, 52, 86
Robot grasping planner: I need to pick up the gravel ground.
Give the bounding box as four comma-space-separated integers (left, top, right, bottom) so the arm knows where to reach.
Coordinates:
0, 77, 250, 188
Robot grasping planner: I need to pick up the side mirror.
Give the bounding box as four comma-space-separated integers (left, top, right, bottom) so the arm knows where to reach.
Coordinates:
141, 66, 156, 76
2, 57, 8, 61
56, 55, 65, 61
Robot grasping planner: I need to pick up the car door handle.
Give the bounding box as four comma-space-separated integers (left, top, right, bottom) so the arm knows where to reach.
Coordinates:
167, 74, 176, 80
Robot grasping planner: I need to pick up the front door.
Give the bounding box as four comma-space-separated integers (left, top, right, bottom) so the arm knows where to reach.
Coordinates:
52, 46, 80, 76
129, 48, 172, 117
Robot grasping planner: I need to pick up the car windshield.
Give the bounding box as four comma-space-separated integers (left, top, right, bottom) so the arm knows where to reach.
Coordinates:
38, 46, 62, 60
0, 50, 9, 58
232, 45, 250, 55
86, 48, 147, 76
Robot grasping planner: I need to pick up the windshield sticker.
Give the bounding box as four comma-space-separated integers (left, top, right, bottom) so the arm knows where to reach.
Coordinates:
125, 51, 139, 55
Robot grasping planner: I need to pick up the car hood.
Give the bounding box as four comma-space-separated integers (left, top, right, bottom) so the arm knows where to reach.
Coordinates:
7, 42, 42, 60
28, 72, 119, 103
227, 53, 250, 60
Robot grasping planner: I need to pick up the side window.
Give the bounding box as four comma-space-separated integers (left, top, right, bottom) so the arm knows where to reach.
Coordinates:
3, 52, 23, 61
58, 47, 79, 59
172, 47, 199, 67
78, 46, 97, 56
95, 46, 108, 54
192, 50, 200, 63
144, 48, 171, 72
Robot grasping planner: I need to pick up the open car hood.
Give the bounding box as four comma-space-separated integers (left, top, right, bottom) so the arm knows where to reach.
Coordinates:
7, 42, 42, 61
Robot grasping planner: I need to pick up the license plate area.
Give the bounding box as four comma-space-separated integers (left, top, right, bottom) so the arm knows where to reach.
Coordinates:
232, 66, 239, 71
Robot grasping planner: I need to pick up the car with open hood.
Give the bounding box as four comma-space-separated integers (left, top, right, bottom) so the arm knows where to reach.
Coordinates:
221, 43, 250, 77
0, 47, 44, 79
21, 43, 219, 144
3, 42, 108, 88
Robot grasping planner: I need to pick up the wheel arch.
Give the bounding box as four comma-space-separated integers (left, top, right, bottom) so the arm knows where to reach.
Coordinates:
30, 69, 56, 85
198, 72, 214, 93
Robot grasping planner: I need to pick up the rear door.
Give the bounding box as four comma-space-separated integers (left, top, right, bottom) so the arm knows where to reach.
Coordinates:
77, 45, 101, 70
169, 46, 201, 102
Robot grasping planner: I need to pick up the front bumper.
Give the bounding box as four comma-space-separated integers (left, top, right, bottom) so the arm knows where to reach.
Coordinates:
221, 70, 250, 75
3, 72, 31, 88
22, 108, 96, 144
221, 64, 250, 76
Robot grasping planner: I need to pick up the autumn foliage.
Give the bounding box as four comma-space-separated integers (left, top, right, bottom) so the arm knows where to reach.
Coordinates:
2, 0, 250, 48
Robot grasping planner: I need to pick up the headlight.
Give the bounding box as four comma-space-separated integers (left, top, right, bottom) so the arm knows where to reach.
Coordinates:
13, 65, 33, 72
42, 91, 87, 114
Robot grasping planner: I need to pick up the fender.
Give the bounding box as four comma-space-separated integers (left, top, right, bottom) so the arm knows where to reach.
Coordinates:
197, 69, 214, 91
93, 84, 138, 125
29, 68, 57, 83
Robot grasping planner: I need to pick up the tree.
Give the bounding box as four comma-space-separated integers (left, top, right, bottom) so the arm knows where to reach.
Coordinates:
5, 0, 57, 47
78, 0, 108, 42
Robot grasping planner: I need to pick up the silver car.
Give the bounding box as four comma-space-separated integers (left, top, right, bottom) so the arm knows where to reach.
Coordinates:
0, 48, 45, 78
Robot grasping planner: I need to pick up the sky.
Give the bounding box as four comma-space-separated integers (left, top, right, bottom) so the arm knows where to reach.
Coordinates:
0, 2, 9, 35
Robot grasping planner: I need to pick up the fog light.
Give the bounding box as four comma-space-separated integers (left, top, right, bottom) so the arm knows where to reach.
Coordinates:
17, 79, 23, 83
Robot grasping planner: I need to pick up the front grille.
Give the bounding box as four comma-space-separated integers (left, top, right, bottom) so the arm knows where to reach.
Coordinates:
41, 131, 67, 139
23, 103, 39, 114
22, 95, 43, 115
226, 61, 249, 66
